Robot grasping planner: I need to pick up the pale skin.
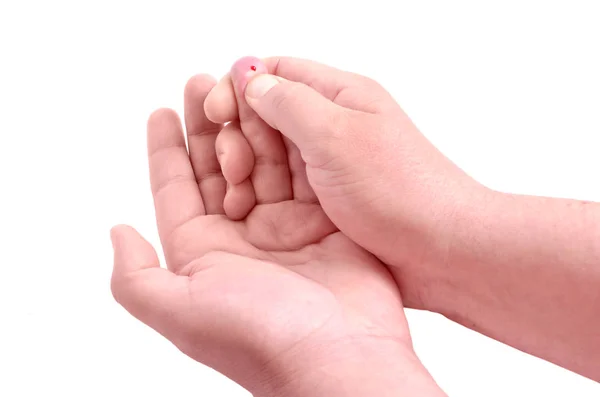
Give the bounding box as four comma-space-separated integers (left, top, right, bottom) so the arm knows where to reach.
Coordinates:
110, 58, 446, 396
112, 56, 600, 395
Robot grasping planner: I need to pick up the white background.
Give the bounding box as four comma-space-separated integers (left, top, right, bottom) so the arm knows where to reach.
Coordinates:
1, 1, 599, 395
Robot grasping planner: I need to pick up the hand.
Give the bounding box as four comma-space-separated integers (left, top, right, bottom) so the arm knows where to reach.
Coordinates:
204, 56, 484, 310
205, 56, 600, 382
111, 72, 445, 396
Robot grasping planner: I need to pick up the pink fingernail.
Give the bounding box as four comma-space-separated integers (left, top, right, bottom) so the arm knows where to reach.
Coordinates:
230, 56, 267, 94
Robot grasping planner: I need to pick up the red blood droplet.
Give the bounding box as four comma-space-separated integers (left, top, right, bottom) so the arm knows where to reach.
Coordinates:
250, 65, 257, 71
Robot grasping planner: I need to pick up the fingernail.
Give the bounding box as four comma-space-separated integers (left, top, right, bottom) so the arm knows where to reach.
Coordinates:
245, 74, 280, 99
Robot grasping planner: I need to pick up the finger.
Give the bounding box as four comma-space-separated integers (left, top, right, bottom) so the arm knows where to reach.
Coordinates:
184, 75, 226, 215
263, 56, 396, 113
224, 179, 256, 221
243, 74, 360, 167
230, 57, 292, 204
148, 108, 205, 243
215, 122, 254, 185
110, 225, 190, 341
215, 122, 256, 220
204, 73, 237, 124
283, 137, 317, 203
203, 57, 396, 124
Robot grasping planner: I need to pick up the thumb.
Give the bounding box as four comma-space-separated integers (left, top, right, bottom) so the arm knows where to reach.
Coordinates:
110, 225, 188, 338
111, 224, 160, 278
244, 74, 354, 164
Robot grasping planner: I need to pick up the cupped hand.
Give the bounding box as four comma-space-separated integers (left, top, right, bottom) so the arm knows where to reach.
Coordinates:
110, 70, 428, 396
205, 56, 485, 310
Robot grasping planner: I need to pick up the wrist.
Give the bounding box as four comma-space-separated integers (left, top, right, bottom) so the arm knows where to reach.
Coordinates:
414, 188, 531, 315
389, 180, 493, 311
256, 337, 445, 397
412, 190, 600, 380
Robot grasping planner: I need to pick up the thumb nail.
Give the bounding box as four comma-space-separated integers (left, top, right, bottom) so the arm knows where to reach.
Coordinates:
245, 75, 280, 99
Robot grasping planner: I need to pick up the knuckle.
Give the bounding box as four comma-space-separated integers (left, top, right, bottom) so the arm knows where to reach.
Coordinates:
324, 108, 355, 140
348, 74, 396, 113
270, 82, 303, 113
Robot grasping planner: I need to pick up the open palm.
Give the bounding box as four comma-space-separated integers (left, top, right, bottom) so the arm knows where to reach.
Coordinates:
111, 74, 411, 391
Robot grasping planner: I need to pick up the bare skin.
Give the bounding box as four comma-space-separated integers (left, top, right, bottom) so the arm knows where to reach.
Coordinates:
110, 72, 446, 395
205, 56, 600, 381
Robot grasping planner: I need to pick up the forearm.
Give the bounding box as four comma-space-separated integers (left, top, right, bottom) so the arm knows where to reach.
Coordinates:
430, 190, 600, 380
256, 339, 447, 397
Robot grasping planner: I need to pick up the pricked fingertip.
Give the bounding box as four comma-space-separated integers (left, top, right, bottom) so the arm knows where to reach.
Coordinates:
230, 56, 268, 93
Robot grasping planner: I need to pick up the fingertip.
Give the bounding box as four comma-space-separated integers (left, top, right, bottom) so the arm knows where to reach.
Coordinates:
224, 180, 256, 221
111, 223, 132, 234
217, 149, 254, 185
147, 107, 180, 128
146, 107, 187, 162
110, 224, 137, 301
215, 123, 254, 185
184, 73, 217, 96
230, 56, 268, 94
111, 223, 139, 249
110, 224, 121, 241
110, 225, 159, 274
204, 74, 238, 123
184, 74, 218, 120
